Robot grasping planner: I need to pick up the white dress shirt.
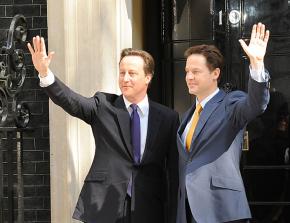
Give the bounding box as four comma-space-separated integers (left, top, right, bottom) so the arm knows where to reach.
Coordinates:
123, 95, 149, 160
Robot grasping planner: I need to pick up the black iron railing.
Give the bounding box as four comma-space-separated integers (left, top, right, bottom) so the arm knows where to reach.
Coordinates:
0, 14, 32, 223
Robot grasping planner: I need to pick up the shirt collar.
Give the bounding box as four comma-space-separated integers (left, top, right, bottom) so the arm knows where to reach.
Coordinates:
123, 95, 149, 116
196, 88, 220, 108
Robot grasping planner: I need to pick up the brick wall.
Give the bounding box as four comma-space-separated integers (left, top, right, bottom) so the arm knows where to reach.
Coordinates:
0, 0, 50, 222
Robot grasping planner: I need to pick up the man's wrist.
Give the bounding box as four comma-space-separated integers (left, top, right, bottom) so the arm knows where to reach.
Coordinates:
250, 60, 264, 72
39, 68, 50, 78
39, 69, 55, 87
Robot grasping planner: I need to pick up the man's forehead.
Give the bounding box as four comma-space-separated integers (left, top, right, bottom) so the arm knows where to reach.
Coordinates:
120, 55, 143, 62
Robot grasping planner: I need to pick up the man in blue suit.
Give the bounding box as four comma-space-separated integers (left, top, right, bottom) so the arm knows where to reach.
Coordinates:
176, 23, 270, 223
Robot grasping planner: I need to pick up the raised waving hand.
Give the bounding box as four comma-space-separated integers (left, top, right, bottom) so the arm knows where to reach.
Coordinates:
239, 22, 270, 71
27, 36, 55, 77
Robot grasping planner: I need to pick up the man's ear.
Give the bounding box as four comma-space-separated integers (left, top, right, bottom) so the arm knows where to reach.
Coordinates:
145, 74, 153, 85
212, 68, 220, 81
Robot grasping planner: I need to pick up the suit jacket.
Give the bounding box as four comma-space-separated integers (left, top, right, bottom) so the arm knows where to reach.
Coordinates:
176, 77, 270, 223
44, 77, 179, 223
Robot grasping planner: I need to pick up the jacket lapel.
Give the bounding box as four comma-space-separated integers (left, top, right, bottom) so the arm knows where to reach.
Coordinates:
177, 90, 227, 158
141, 101, 162, 163
114, 96, 134, 160
177, 104, 196, 160
189, 90, 226, 153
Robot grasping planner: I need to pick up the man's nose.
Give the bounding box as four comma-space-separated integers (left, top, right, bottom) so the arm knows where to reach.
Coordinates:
186, 72, 195, 80
123, 72, 131, 81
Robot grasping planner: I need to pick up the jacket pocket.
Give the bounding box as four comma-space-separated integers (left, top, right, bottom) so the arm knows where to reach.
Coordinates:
84, 172, 107, 183
211, 175, 242, 191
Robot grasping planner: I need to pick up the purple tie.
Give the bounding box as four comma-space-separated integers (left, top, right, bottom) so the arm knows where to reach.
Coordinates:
127, 104, 141, 196
130, 104, 141, 164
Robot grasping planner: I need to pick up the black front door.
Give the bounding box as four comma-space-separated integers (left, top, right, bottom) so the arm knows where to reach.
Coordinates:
160, 0, 290, 221
233, 1, 290, 222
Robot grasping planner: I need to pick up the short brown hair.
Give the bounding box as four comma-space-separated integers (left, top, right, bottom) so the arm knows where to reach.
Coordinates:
184, 44, 224, 72
119, 48, 155, 76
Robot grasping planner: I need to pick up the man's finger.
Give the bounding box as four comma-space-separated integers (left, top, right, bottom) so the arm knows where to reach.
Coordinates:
260, 24, 265, 39
250, 24, 257, 40
256, 23, 262, 39
264, 30, 270, 43
48, 52, 55, 61
36, 36, 41, 52
32, 37, 37, 52
34, 36, 40, 52
239, 39, 250, 56
27, 43, 34, 55
41, 37, 46, 54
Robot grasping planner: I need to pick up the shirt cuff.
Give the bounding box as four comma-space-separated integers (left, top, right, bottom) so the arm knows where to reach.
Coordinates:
249, 64, 268, 82
39, 70, 55, 87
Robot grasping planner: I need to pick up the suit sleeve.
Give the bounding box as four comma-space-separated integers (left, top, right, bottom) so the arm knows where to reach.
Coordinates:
166, 112, 180, 223
227, 70, 270, 128
43, 76, 98, 124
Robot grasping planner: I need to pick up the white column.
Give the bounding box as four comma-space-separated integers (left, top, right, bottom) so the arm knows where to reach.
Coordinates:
47, 0, 134, 222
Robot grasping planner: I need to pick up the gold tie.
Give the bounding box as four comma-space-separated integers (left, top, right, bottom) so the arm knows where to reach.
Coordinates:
186, 104, 203, 151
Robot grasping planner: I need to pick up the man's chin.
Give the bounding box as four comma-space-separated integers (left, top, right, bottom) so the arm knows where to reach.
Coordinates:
188, 89, 198, 95
121, 89, 131, 95
122, 93, 132, 99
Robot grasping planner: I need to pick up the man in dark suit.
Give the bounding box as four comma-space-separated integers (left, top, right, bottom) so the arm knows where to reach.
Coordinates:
28, 38, 179, 223
176, 23, 270, 223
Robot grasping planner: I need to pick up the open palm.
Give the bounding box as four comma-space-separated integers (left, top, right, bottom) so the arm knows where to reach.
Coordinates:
27, 36, 54, 76
239, 23, 270, 69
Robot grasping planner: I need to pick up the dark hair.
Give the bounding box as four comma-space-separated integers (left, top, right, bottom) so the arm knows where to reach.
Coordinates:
119, 48, 155, 76
184, 44, 224, 73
